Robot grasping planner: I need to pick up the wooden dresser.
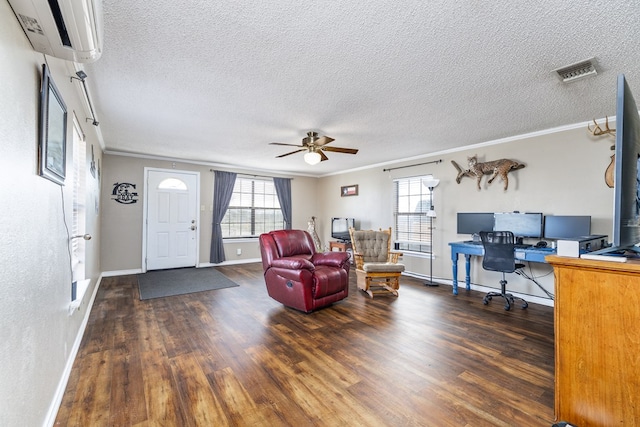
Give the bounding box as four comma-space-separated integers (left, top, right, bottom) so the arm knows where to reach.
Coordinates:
546, 255, 640, 426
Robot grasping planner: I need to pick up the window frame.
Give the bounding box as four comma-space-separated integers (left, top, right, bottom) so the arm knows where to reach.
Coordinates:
220, 177, 284, 239
71, 115, 87, 281
393, 175, 435, 254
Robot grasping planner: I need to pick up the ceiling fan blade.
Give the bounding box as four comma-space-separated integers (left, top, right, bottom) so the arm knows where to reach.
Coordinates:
270, 142, 305, 147
276, 149, 306, 158
322, 146, 359, 154
319, 150, 329, 161
314, 136, 335, 146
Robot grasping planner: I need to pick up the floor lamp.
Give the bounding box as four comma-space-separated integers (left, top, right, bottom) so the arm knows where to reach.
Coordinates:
423, 177, 440, 286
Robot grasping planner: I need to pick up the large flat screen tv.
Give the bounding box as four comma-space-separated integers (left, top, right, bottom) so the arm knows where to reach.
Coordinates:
331, 217, 355, 241
592, 74, 640, 254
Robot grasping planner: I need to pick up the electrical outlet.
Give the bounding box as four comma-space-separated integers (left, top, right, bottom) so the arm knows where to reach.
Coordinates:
236, 248, 242, 256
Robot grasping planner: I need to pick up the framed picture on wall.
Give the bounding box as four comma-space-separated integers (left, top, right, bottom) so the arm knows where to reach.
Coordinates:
38, 64, 67, 185
341, 184, 358, 197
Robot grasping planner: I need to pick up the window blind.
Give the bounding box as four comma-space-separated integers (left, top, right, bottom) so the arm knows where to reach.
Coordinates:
71, 117, 86, 280
393, 175, 434, 253
221, 177, 284, 238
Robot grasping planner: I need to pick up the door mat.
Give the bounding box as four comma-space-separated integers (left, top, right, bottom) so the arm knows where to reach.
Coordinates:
138, 267, 239, 300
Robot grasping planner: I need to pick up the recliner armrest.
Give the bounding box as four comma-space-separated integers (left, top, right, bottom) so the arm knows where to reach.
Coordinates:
311, 251, 350, 267
271, 258, 315, 271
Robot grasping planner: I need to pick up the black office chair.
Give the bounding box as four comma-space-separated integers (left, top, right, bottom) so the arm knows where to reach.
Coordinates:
479, 231, 528, 311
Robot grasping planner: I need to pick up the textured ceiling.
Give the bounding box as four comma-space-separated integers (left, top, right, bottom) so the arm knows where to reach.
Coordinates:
83, 0, 640, 176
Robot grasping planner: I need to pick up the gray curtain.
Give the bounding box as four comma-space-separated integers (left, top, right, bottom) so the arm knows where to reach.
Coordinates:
274, 177, 292, 229
210, 171, 237, 263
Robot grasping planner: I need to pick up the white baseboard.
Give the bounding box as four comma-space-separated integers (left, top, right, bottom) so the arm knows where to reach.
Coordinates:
401, 271, 554, 307
44, 274, 103, 427
103, 260, 261, 277
199, 258, 262, 267
101, 268, 143, 277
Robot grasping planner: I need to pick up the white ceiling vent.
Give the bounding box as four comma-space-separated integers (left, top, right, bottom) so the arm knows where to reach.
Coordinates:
553, 58, 598, 83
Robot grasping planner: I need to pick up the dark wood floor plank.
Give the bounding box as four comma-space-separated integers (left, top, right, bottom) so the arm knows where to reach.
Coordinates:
206, 366, 271, 426
63, 350, 113, 427
229, 345, 315, 426
270, 323, 362, 387
109, 348, 147, 426
169, 352, 229, 426
294, 368, 386, 426
54, 263, 555, 426
134, 300, 167, 356
139, 349, 187, 427
243, 343, 329, 419
456, 370, 552, 423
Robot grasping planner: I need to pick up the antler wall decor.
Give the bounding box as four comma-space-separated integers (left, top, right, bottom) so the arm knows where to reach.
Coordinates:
588, 116, 616, 188
588, 116, 616, 137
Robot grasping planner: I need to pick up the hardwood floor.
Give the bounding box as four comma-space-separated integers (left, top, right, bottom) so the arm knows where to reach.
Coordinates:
55, 263, 555, 426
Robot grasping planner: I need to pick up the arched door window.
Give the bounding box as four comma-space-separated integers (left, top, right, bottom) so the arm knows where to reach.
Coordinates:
158, 178, 187, 190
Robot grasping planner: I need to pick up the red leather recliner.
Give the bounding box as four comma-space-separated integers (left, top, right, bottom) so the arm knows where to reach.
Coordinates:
259, 229, 350, 313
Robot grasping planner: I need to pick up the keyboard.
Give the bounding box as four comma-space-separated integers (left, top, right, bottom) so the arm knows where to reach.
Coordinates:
464, 241, 532, 249
463, 241, 544, 250
514, 244, 532, 249
531, 246, 555, 252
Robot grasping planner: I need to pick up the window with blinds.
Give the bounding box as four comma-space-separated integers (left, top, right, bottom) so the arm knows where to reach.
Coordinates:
394, 175, 435, 253
71, 117, 86, 281
221, 177, 284, 238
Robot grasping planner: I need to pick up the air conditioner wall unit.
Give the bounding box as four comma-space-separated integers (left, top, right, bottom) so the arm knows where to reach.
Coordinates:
8, 0, 103, 63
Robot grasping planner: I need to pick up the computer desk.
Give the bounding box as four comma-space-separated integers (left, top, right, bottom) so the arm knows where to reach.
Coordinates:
448, 241, 556, 295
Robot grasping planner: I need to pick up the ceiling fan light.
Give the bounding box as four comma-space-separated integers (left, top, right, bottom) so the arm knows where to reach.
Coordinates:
304, 151, 322, 165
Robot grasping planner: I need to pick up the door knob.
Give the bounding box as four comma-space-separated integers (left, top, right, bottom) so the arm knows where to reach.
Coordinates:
190, 225, 197, 231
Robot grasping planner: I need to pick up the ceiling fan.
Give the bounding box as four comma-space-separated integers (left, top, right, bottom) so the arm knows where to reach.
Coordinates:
270, 131, 359, 165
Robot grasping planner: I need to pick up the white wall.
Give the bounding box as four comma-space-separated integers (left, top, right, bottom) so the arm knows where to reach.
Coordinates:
0, 3, 102, 425
317, 125, 614, 302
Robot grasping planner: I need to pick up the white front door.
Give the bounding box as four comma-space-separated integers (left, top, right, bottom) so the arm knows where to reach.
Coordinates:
145, 169, 199, 270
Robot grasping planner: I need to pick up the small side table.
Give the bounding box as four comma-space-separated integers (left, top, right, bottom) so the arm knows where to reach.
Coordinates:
329, 241, 352, 252
329, 241, 353, 264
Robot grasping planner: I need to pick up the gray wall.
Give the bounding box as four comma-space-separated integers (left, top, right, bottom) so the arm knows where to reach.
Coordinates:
102, 122, 613, 301
0, 2, 103, 425
100, 154, 320, 272
316, 126, 613, 301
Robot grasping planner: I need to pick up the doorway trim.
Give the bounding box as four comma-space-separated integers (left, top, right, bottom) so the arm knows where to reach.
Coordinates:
142, 167, 201, 273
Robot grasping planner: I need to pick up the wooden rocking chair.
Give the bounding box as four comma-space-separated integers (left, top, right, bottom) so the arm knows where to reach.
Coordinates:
348, 227, 405, 298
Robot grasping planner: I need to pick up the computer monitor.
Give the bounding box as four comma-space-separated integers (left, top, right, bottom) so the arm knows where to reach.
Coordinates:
456, 213, 495, 235
493, 212, 543, 240
543, 215, 591, 239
